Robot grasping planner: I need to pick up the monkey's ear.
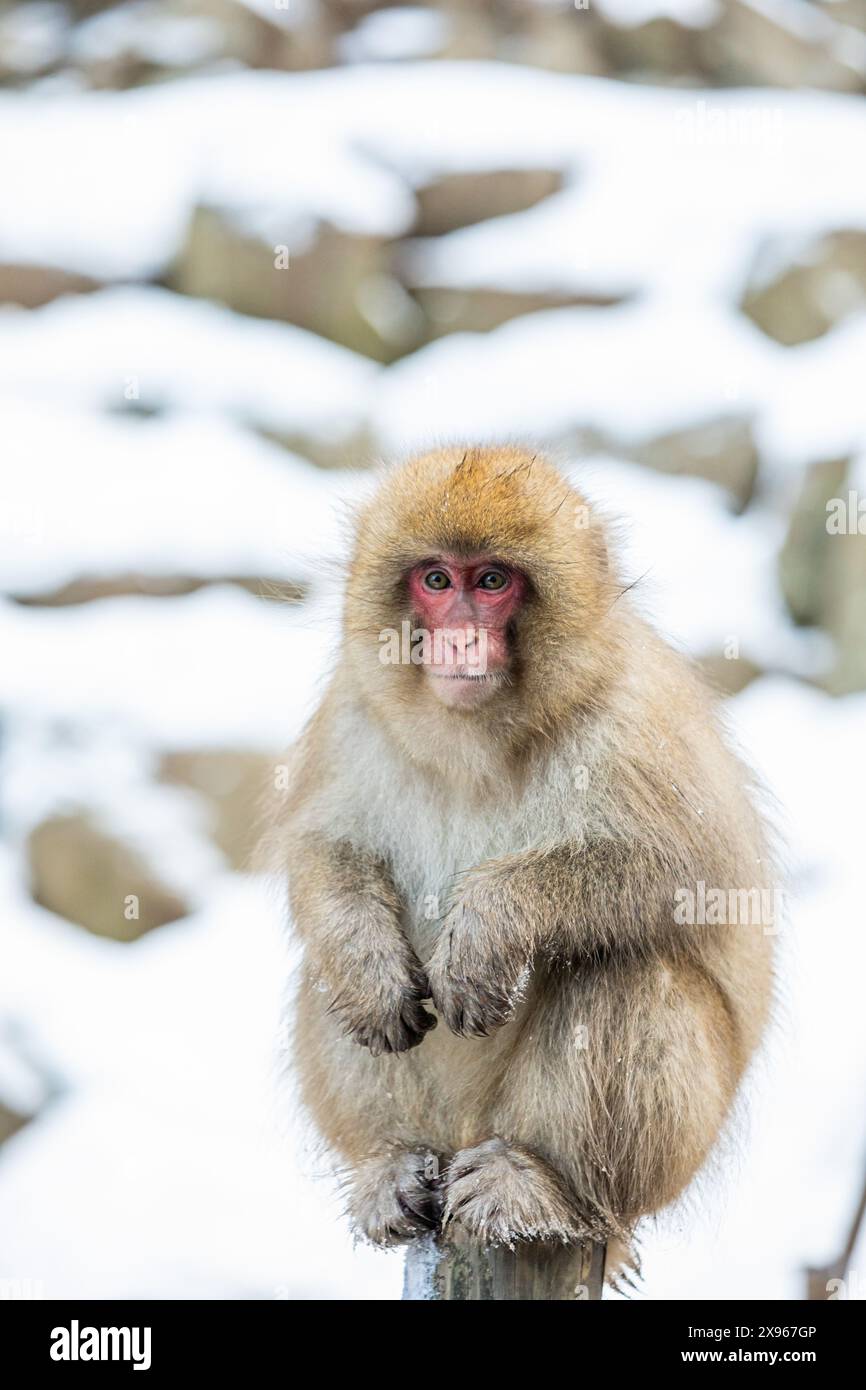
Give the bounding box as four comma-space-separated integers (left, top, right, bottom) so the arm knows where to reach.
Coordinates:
590, 524, 611, 576
571, 493, 610, 575
576, 510, 611, 582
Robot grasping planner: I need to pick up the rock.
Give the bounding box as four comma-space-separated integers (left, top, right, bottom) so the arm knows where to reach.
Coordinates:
27, 813, 190, 941
9, 572, 306, 607
815, 0, 866, 32
696, 649, 763, 697
602, 15, 710, 81
822, 470, 866, 694
72, 0, 337, 86
67, 0, 121, 16
826, 525, 866, 694
779, 456, 849, 626
402, 165, 628, 342
159, 749, 280, 870
170, 207, 413, 362
515, 4, 608, 76
741, 231, 866, 347
321, 0, 394, 24
0, 264, 100, 309
205, 0, 337, 73
778, 455, 866, 694
413, 168, 563, 238
257, 423, 376, 471
411, 285, 623, 340
704, 0, 865, 90
432, 1, 497, 61
626, 415, 760, 512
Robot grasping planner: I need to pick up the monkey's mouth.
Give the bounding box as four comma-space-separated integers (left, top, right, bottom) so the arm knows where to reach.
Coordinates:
429, 670, 500, 682
425, 668, 508, 706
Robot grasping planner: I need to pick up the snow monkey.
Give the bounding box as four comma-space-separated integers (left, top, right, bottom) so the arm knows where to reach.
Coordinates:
282, 445, 775, 1272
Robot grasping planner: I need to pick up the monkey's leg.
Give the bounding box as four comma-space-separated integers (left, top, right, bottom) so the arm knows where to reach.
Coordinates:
295, 975, 453, 1246
453, 957, 740, 1247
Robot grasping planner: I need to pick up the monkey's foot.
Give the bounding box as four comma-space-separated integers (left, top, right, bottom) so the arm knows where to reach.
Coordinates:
443, 1138, 604, 1246
347, 1150, 445, 1247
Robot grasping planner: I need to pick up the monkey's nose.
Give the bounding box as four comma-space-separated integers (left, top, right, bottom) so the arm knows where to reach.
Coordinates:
442, 626, 478, 652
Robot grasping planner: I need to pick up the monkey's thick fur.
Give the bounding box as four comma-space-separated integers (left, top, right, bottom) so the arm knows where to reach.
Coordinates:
282, 446, 775, 1269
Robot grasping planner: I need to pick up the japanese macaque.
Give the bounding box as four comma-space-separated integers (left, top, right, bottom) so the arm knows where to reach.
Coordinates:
281, 445, 775, 1272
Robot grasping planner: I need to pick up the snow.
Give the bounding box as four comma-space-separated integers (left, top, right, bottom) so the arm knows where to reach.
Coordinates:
371, 301, 778, 451
0, 2, 68, 74
572, 457, 793, 660
0, 400, 374, 594
337, 6, 451, 63
4, 64, 866, 281
402, 85, 866, 301
0, 862, 402, 1299
0, 287, 380, 456
372, 295, 866, 477
0, 587, 340, 747
0, 73, 414, 277
70, 2, 225, 69
758, 313, 866, 467
637, 679, 866, 1299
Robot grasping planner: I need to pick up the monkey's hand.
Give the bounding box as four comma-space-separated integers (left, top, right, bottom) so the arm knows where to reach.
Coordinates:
427, 886, 530, 1038
327, 947, 436, 1058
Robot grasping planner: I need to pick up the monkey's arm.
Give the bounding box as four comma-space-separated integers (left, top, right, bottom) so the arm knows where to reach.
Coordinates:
289, 834, 436, 1055
427, 840, 693, 1037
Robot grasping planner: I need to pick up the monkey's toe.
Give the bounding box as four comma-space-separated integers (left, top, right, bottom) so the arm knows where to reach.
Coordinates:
443, 1138, 599, 1246
347, 1149, 445, 1247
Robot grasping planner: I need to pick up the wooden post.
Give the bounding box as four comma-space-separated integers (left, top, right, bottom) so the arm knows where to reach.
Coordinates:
403, 1230, 606, 1301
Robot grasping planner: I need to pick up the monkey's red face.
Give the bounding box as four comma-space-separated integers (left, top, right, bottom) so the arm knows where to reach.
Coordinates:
406, 557, 527, 708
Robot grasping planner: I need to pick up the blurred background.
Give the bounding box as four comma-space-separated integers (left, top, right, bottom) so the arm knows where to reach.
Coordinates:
1, 0, 865, 1300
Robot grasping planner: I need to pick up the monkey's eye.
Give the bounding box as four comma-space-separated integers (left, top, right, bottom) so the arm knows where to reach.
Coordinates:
422, 570, 452, 592
477, 569, 509, 592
